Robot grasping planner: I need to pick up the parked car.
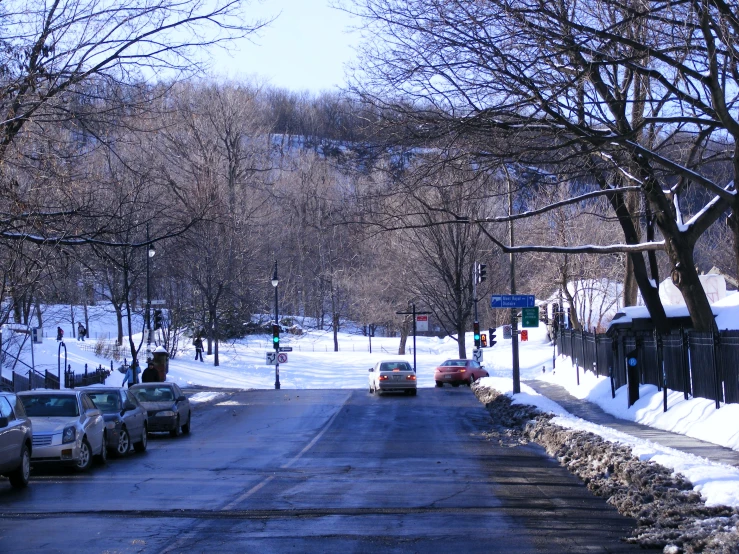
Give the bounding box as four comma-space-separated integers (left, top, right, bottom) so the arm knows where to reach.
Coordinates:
18, 390, 107, 471
0, 392, 32, 488
130, 383, 191, 437
82, 387, 148, 456
368, 360, 417, 395
434, 359, 489, 387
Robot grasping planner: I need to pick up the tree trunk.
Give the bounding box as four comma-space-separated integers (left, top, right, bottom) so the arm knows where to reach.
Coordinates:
457, 319, 467, 359
333, 312, 339, 353
398, 317, 410, 355
211, 309, 219, 367
114, 303, 124, 345
623, 255, 639, 307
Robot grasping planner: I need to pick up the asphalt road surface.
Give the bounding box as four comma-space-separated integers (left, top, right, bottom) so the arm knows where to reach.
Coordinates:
0, 387, 645, 553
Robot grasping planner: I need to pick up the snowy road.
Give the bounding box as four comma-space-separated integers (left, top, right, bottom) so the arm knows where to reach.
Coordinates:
0, 387, 643, 552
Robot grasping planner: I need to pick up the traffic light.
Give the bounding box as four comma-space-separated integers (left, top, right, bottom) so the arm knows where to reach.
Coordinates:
473, 321, 481, 348
272, 324, 280, 349
480, 333, 488, 347
153, 309, 163, 330
478, 263, 487, 283
489, 327, 497, 347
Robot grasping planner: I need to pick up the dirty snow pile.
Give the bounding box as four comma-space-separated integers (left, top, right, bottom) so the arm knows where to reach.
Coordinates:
473, 381, 739, 553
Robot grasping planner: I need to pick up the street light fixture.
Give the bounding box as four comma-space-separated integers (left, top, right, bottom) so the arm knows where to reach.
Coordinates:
271, 260, 280, 390
145, 225, 156, 372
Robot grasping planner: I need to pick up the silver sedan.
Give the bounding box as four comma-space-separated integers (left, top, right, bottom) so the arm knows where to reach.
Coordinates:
18, 390, 107, 471
369, 360, 417, 396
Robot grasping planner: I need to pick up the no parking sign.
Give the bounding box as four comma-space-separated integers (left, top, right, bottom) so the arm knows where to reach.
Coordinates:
277, 353, 288, 364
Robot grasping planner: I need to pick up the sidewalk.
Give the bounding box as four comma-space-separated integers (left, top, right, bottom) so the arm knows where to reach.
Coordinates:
524, 380, 739, 468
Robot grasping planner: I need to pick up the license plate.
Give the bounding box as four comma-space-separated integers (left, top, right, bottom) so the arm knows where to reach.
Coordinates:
445, 375, 452, 379
393, 375, 401, 380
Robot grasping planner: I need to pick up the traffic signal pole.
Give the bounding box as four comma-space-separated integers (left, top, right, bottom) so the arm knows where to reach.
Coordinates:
509, 176, 521, 394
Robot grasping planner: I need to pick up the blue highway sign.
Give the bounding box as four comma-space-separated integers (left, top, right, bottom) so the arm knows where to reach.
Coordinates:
490, 295, 536, 309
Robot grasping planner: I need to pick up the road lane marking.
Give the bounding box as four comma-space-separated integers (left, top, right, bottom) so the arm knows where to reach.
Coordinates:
221, 393, 349, 510
160, 392, 351, 554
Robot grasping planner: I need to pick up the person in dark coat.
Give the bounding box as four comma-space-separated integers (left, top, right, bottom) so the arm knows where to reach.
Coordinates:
142, 361, 159, 383
77, 322, 86, 341
56, 327, 64, 341
194, 336, 204, 362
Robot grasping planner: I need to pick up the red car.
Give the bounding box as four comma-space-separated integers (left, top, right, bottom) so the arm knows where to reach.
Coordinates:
434, 359, 489, 387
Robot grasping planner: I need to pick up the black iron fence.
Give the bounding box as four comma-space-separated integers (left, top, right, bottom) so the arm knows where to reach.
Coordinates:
64, 364, 110, 388
557, 328, 739, 409
0, 369, 59, 392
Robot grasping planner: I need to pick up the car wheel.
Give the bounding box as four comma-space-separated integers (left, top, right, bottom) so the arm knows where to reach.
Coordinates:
451, 383, 460, 387
435, 381, 443, 387
8, 443, 30, 488
113, 428, 130, 457
369, 383, 374, 394
469, 374, 476, 386
411, 389, 417, 396
170, 416, 181, 437
96, 433, 108, 465
76, 439, 92, 472
134, 424, 148, 453
182, 412, 191, 435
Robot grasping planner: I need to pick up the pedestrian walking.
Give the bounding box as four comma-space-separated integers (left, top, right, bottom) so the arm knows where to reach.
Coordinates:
194, 336, 204, 362
142, 361, 159, 383
77, 322, 86, 341
122, 360, 141, 388
56, 326, 64, 341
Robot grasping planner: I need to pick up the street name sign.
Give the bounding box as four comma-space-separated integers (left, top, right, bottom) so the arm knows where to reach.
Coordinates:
490, 294, 536, 308
279, 347, 293, 352
521, 307, 540, 328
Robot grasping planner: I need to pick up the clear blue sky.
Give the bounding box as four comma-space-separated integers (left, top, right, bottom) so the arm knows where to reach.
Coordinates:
208, 0, 361, 93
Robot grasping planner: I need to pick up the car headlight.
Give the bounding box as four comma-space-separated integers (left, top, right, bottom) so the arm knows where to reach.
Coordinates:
156, 410, 175, 417
62, 426, 76, 444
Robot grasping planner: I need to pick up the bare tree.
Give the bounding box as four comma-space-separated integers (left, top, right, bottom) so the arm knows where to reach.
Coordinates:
346, 0, 739, 332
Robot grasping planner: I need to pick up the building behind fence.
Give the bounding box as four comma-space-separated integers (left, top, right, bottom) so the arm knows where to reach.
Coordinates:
557, 327, 739, 409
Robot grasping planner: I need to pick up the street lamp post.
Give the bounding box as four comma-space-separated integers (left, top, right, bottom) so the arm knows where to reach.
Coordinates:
271, 260, 280, 390
145, 224, 156, 375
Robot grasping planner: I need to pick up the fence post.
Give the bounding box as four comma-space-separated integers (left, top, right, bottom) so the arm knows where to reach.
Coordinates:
712, 332, 722, 410
681, 327, 691, 400
656, 331, 666, 412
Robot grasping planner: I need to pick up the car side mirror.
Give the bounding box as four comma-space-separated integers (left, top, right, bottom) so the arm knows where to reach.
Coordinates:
86, 408, 101, 417
177, 395, 186, 402
0, 416, 8, 428
122, 402, 136, 413
368, 368, 374, 372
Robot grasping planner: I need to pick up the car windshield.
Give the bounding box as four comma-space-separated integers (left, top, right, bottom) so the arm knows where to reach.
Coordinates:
380, 362, 412, 372
20, 394, 79, 417
88, 392, 121, 413
442, 360, 467, 367
132, 387, 174, 403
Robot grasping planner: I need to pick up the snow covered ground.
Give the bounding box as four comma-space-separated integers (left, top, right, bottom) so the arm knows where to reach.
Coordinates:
4, 302, 739, 510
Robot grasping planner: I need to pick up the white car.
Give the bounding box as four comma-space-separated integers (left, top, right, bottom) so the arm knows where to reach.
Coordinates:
18, 390, 107, 471
368, 360, 417, 396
